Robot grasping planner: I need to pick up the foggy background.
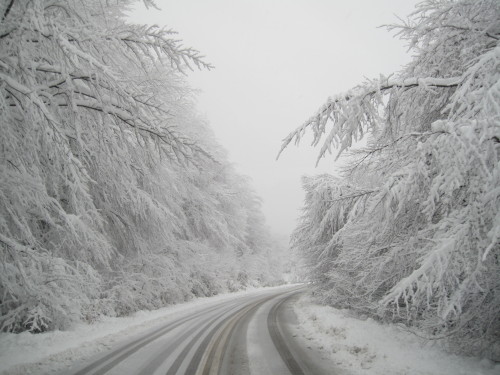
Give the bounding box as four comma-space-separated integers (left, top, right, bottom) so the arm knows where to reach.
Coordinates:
131, 0, 418, 237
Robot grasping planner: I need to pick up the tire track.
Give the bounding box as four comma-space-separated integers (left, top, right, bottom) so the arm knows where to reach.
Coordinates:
192, 286, 306, 375
141, 310, 222, 375
71, 287, 307, 375
187, 293, 277, 375
165, 297, 259, 375
72, 300, 241, 375
267, 291, 306, 375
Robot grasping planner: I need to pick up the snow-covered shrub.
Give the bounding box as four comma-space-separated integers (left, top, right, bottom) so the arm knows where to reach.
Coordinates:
0, 239, 101, 332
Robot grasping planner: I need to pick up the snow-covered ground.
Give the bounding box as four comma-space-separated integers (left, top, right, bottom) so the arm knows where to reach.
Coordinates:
1, 287, 498, 375
0, 285, 293, 375
292, 294, 500, 375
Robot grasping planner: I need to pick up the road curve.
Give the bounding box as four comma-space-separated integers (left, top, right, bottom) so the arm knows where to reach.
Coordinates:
65, 285, 329, 375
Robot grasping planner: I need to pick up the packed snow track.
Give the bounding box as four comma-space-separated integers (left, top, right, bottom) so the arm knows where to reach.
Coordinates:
64, 285, 330, 375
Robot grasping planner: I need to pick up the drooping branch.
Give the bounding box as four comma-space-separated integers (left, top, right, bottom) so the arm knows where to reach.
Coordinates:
277, 76, 461, 164
0, 71, 208, 164
116, 25, 214, 73
323, 189, 378, 203
343, 131, 446, 174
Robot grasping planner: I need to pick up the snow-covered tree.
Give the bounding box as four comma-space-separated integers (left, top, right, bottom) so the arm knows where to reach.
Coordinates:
0, 0, 209, 332
280, 0, 499, 359
1, 0, 282, 333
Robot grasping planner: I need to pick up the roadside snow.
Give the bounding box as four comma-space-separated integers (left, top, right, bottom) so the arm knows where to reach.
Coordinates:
0, 284, 295, 375
293, 294, 500, 375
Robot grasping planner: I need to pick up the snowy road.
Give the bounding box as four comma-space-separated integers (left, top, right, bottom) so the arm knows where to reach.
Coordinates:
63, 285, 330, 375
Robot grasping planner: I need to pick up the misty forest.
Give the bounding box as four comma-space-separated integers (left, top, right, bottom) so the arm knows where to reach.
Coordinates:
0, 0, 499, 371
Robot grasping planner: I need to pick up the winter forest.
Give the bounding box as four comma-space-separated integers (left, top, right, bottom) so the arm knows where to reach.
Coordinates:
0, 0, 288, 335
279, 0, 500, 360
0, 0, 499, 369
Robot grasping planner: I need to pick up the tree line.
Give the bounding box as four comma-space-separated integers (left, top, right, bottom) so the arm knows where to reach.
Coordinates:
0, 0, 285, 333
280, 0, 500, 360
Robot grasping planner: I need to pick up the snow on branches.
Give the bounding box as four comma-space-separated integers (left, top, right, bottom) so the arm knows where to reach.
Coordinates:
278, 76, 462, 165
0, 1, 213, 164
0, 1, 280, 333
283, 0, 500, 359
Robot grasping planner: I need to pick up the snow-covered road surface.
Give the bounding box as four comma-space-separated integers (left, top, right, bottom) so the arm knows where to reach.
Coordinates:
59, 285, 328, 375
2, 284, 496, 375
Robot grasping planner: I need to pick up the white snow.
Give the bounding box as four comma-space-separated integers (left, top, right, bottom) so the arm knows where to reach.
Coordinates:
2, 287, 498, 375
0, 285, 294, 375
292, 294, 500, 375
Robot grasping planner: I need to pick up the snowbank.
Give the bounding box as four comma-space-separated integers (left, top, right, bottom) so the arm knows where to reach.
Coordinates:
293, 294, 500, 375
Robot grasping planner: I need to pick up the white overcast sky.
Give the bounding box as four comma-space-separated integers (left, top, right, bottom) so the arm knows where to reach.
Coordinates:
130, 0, 418, 237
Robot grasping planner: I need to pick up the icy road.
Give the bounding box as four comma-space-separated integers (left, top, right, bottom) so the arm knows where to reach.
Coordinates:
64, 285, 330, 375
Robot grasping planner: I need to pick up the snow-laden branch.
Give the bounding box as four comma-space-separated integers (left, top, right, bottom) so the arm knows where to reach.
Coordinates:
0, 66, 208, 164
277, 76, 462, 164
117, 25, 214, 73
